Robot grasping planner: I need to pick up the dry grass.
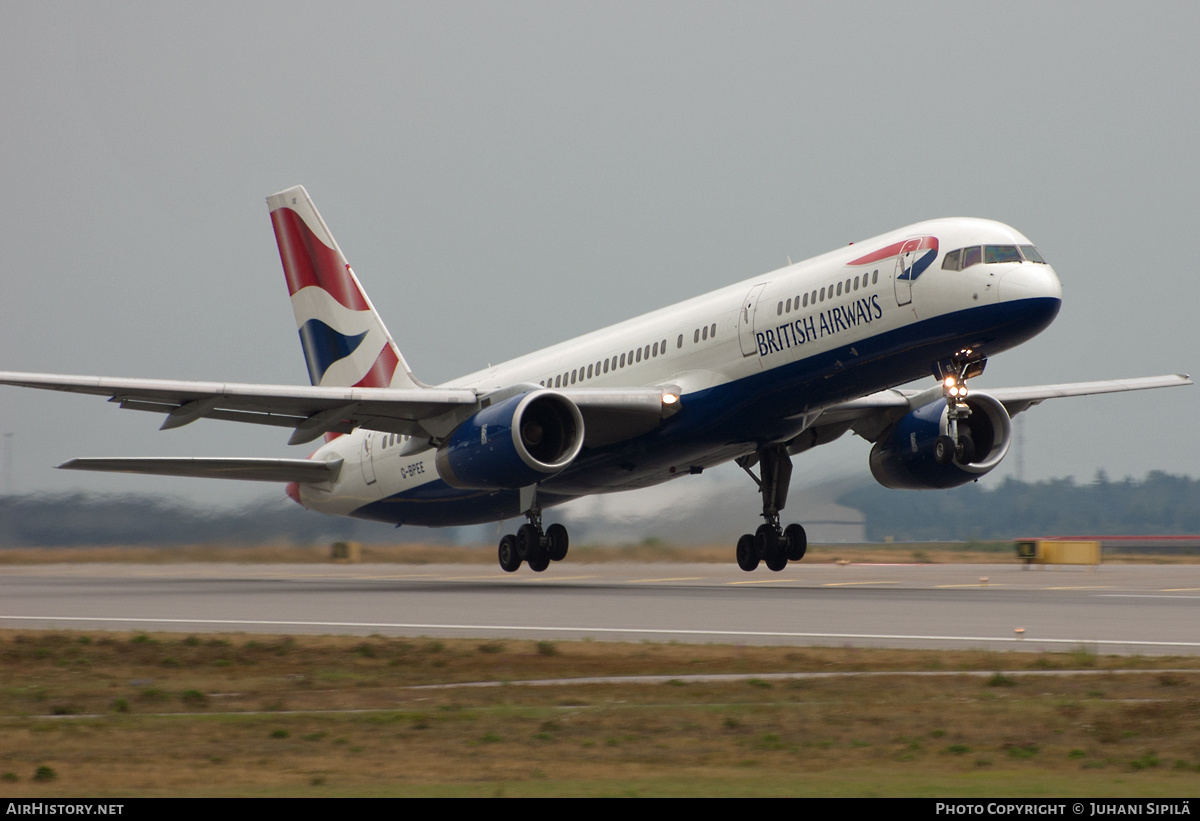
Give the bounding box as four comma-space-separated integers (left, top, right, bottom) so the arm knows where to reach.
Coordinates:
2, 630, 1199, 796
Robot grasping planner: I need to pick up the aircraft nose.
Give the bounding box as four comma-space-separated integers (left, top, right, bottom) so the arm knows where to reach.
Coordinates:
997, 262, 1063, 303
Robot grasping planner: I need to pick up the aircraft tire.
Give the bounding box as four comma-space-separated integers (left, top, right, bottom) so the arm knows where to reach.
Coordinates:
784, 523, 807, 561
755, 523, 781, 561
528, 553, 551, 572
736, 534, 759, 571
546, 523, 569, 561
516, 524, 540, 560
934, 435, 955, 464
956, 433, 976, 464
765, 551, 788, 571
498, 534, 521, 572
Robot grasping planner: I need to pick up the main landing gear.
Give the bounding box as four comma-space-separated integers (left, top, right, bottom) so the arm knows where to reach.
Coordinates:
497, 495, 568, 573
933, 351, 987, 466
734, 444, 808, 572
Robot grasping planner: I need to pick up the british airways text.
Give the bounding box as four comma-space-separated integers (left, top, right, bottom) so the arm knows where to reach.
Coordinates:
756, 294, 883, 357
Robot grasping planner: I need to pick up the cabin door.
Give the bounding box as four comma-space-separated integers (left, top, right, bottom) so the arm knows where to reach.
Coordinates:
893, 238, 922, 307
738, 283, 768, 358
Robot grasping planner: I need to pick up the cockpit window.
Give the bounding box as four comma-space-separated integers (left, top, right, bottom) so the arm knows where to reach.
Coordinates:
1019, 245, 1047, 263
944, 243, 1049, 271
984, 245, 1022, 264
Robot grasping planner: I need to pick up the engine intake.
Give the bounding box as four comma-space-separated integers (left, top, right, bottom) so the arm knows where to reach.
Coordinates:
869, 392, 1012, 489
435, 390, 585, 490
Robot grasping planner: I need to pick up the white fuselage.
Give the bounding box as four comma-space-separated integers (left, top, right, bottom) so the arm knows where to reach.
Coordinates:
296, 217, 1062, 525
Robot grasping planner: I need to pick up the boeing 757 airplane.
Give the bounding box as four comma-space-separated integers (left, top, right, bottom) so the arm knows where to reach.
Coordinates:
1, 186, 1190, 572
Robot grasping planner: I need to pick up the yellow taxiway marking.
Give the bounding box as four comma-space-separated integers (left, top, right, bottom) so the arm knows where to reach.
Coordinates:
727, 578, 799, 586
629, 577, 706, 583
820, 581, 899, 587
520, 575, 598, 582
934, 584, 1007, 588
1161, 588, 1200, 592
1043, 586, 1113, 590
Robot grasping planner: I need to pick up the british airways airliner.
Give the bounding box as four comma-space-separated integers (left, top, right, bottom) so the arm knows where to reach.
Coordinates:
1, 186, 1190, 572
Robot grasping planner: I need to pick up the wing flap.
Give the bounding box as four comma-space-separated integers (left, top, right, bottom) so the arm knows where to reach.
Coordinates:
58, 457, 343, 484
984, 373, 1192, 416
0, 371, 479, 441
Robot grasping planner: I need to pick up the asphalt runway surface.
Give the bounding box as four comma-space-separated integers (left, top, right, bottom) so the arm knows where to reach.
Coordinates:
2, 562, 1198, 654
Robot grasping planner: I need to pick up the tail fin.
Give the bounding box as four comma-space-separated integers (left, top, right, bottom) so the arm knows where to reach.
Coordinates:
267, 185, 424, 390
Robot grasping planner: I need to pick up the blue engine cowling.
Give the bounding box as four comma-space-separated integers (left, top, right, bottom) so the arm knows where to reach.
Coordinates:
434, 390, 585, 490
868, 392, 1012, 489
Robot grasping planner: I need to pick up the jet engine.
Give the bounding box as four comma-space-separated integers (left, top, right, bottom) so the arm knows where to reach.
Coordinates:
434, 390, 585, 490
868, 392, 1012, 489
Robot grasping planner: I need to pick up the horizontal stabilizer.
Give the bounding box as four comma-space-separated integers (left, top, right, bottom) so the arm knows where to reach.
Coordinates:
57, 457, 343, 484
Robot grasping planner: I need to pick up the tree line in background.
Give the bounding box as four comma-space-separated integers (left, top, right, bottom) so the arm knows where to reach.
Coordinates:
1, 471, 1198, 547
843, 471, 1200, 541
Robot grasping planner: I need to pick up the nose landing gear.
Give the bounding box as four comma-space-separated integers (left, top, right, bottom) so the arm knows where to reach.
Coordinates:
934, 351, 986, 465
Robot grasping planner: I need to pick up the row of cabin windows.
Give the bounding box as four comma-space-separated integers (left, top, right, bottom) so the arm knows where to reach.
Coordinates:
380, 433, 410, 450
537, 322, 720, 389
540, 337, 668, 388
777, 269, 880, 316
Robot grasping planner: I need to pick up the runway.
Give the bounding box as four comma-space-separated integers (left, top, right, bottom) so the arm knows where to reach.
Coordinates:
2, 562, 1198, 654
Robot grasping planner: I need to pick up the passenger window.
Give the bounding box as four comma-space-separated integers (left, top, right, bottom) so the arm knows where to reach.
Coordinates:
620, 353, 626, 368
677, 334, 683, 349
853, 276, 859, 290
777, 301, 783, 316
836, 281, 842, 296
694, 329, 699, 343
872, 269, 879, 284
702, 326, 708, 341
802, 293, 808, 307
587, 364, 593, 379
635, 348, 642, 363
710, 323, 716, 337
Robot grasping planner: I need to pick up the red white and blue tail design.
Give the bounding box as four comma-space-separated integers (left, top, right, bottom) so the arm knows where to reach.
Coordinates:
267, 185, 421, 390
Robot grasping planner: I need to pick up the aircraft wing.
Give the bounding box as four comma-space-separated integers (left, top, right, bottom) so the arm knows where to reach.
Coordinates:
810, 373, 1192, 445
58, 457, 343, 483
0, 371, 679, 448
0, 371, 479, 444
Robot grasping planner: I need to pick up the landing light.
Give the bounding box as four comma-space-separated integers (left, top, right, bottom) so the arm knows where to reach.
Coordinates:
662, 393, 679, 405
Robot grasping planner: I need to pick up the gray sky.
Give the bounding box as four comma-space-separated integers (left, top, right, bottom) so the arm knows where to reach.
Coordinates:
2, 2, 1197, 513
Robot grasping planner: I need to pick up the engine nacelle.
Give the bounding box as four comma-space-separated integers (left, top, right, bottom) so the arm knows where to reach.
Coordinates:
434, 390, 585, 490
869, 392, 1012, 489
